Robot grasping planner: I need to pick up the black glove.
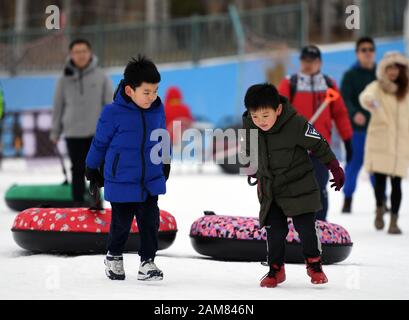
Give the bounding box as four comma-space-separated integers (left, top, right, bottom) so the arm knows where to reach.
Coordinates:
163, 163, 171, 181
85, 167, 104, 188
344, 139, 353, 163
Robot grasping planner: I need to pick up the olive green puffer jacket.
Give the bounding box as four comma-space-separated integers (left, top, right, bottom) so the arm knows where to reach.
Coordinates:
242, 96, 336, 227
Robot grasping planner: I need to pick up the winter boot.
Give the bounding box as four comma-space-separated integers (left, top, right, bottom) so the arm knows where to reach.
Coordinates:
342, 197, 352, 213
104, 254, 125, 280
306, 257, 328, 284
260, 264, 286, 288
138, 259, 163, 281
388, 214, 402, 234
375, 206, 385, 230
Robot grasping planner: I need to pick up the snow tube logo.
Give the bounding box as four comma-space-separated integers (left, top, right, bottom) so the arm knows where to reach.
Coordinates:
12, 207, 177, 254
189, 213, 352, 264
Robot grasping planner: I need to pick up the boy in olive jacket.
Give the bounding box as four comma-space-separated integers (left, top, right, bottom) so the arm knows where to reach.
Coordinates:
242, 83, 345, 287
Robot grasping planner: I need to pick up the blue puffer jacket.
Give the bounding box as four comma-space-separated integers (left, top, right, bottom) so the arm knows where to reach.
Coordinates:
86, 82, 167, 202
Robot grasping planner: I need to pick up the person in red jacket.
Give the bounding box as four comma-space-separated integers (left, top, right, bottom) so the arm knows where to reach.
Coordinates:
278, 45, 353, 221
164, 86, 194, 145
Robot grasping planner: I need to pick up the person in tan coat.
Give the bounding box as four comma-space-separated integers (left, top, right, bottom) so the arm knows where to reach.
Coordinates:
359, 51, 409, 234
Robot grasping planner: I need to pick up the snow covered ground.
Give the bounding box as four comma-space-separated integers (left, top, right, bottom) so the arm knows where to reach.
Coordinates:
0, 159, 408, 300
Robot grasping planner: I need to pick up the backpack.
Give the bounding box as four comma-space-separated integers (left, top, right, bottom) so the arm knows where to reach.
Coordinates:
289, 74, 334, 103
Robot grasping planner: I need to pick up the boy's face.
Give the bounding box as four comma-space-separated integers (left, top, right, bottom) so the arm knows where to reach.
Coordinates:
250, 105, 283, 131
125, 82, 159, 109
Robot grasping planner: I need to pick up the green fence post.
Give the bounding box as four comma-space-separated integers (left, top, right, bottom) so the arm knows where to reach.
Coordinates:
300, 0, 309, 48
359, 0, 368, 37
191, 15, 200, 64
97, 24, 105, 67
228, 4, 245, 55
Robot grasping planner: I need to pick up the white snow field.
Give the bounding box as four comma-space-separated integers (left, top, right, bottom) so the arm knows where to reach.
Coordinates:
0, 159, 408, 300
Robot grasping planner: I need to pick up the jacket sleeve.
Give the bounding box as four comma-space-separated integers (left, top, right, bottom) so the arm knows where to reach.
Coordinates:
86, 106, 116, 169
102, 75, 114, 106
329, 80, 353, 142
50, 77, 65, 141
359, 81, 379, 113
277, 77, 291, 99
296, 117, 336, 165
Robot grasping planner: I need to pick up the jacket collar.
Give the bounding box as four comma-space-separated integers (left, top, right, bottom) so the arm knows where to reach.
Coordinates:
113, 79, 162, 111
352, 61, 376, 71
64, 55, 98, 78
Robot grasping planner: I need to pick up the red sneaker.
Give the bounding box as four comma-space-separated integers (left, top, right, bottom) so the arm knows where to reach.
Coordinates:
260, 264, 286, 288
306, 257, 328, 284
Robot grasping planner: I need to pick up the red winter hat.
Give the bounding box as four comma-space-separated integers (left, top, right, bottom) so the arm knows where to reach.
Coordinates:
165, 86, 183, 107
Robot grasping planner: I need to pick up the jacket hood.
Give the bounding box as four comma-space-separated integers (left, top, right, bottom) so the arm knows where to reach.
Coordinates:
376, 51, 409, 94
242, 95, 296, 133
64, 55, 99, 78
165, 86, 183, 106
113, 79, 162, 111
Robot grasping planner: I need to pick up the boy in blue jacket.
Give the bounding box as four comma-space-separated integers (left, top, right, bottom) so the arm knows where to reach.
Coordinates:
85, 56, 170, 281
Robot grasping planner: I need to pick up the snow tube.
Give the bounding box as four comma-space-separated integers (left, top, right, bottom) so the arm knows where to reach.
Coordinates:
5, 184, 102, 211
12, 207, 177, 254
190, 212, 352, 264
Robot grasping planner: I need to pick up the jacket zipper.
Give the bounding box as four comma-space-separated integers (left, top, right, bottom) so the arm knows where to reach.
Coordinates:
140, 109, 147, 199
79, 70, 84, 95
311, 74, 317, 113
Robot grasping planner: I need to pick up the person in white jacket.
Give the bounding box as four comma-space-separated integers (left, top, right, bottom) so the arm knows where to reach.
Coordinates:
359, 51, 409, 234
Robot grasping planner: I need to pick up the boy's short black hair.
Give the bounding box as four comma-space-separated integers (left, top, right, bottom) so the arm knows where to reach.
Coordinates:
355, 37, 375, 51
69, 38, 92, 50
244, 83, 280, 112
123, 55, 161, 89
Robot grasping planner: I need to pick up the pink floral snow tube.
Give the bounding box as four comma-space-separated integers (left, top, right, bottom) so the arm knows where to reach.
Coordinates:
190, 215, 352, 245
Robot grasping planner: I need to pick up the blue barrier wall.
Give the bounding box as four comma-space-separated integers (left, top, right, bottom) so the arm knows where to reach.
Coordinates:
0, 38, 404, 126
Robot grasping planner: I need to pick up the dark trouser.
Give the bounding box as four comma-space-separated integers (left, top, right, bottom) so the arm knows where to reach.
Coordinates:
65, 137, 93, 202
310, 155, 329, 221
374, 173, 402, 215
265, 201, 321, 266
344, 131, 377, 197
108, 195, 160, 261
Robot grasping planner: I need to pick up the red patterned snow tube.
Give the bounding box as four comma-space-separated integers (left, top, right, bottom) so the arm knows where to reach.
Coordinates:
12, 207, 177, 254
190, 212, 352, 264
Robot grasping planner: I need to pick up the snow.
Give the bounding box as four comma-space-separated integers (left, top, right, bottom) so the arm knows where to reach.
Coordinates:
0, 159, 409, 300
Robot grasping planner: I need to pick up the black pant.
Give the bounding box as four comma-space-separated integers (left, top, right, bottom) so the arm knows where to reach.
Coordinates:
374, 173, 402, 215
265, 201, 321, 266
310, 155, 329, 221
65, 137, 93, 202
108, 195, 160, 261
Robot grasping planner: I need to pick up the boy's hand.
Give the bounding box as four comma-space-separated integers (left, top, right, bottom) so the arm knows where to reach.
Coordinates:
85, 167, 104, 188
325, 159, 345, 191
